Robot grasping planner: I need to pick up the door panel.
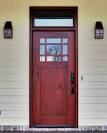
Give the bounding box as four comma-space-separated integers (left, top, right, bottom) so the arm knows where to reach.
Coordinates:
32, 31, 75, 126
40, 68, 68, 117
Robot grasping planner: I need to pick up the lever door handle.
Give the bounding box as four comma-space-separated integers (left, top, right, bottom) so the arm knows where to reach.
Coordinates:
70, 73, 75, 94
71, 84, 75, 94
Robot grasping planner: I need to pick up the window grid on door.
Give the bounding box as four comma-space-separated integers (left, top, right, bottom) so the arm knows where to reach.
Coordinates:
40, 38, 68, 62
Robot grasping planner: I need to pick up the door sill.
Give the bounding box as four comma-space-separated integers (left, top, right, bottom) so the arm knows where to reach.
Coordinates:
33, 125, 76, 128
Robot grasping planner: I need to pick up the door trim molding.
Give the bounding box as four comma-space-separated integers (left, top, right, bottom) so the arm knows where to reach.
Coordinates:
29, 7, 78, 128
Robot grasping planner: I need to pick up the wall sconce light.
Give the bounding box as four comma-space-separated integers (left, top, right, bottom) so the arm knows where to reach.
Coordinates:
95, 21, 104, 39
4, 21, 13, 39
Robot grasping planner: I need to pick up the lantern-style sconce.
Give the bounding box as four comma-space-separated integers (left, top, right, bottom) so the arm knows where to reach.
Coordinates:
95, 21, 104, 39
4, 21, 13, 39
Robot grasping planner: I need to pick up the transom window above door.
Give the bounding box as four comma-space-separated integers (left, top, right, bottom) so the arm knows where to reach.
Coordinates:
34, 18, 74, 27
40, 37, 68, 62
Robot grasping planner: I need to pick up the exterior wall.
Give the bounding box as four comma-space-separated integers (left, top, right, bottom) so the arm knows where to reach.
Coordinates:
0, 0, 107, 126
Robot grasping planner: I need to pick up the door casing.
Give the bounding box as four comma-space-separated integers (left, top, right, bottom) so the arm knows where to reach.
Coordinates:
29, 7, 78, 128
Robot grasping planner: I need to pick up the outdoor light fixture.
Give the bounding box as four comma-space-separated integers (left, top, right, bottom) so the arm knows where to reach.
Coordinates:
4, 21, 13, 38
95, 21, 104, 39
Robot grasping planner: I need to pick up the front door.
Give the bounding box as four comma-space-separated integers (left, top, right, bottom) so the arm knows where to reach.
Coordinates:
32, 30, 76, 126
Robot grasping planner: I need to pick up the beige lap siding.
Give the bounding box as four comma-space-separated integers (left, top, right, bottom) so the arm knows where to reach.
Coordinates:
79, 42, 107, 125
0, 0, 29, 125
0, 44, 29, 125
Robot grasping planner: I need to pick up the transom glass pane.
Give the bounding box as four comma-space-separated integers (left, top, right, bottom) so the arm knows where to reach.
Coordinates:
34, 19, 73, 27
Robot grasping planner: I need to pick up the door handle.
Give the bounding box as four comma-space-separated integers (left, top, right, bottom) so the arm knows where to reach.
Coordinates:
70, 73, 75, 94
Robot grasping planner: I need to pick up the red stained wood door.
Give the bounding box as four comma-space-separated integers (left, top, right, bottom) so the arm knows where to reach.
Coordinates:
32, 31, 76, 126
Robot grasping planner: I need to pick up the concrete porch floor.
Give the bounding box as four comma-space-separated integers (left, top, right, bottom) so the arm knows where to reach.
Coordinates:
0, 131, 107, 133
0, 126, 107, 133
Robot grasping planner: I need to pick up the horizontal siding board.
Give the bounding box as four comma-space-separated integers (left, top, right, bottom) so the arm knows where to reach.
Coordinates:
0, 66, 28, 74
0, 51, 27, 59
0, 110, 28, 118
79, 82, 107, 89
0, 60, 28, 67
79, 89, 107, 97
0, 118, 28, 125
80, 111, 107, 119
0, 74, 28, 82
79, 43, 107, 52
80, 60, 107, 67
0, 103, 28, 111
0, 96, 28, 103
0, 89, 28, 96
79, 97, 107, 104
0, 44, 28, 50
80, 103, 107, 111
79, 67, 107, 75
80, 119, 107, 126
80, 52, 107, 60
0, 82, 28, 89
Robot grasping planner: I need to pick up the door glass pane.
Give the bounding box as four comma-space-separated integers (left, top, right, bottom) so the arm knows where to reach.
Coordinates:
40, 38, 45, 44
47, 38, 61, 43
62, 38, 68, 44
40, 56, 45, 62
62, 56, 68, 61
47, 56, 53, 61
47, 45, 61, 55
47, 56, 61, 62
40, 45, 45, 55
63, 45, 68, 55
34, 19, 73, 27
